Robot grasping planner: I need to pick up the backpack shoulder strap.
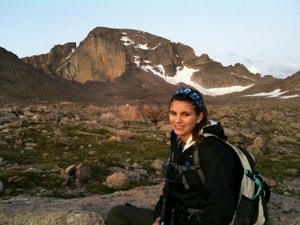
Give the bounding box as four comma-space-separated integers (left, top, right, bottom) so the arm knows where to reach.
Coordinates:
192, 146, 205, 184
192, 133, 231, 185
191, 133, 229, 185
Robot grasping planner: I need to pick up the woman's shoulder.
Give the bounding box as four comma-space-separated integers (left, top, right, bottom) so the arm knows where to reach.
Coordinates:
200, 135, 225, 145
197, 135, 230, 153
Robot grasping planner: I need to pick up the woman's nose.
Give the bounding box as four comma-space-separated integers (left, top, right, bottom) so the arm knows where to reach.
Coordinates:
174, 115, 182, 122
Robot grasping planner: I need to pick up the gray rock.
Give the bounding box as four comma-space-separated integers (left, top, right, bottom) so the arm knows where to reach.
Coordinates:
0, 184, 299, 225
0, 112, 18, 125
105, 172, 129, 189
108, 167, 141, 183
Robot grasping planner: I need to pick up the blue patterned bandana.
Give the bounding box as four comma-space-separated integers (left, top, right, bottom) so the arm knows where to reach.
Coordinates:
174, 88, 203, 110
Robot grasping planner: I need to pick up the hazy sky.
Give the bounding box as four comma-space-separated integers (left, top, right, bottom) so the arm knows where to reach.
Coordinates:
1, 0, 299, 78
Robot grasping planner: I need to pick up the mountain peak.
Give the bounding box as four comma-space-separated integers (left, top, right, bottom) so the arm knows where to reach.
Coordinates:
1, 26, 294, 100
20, 27, 259, 91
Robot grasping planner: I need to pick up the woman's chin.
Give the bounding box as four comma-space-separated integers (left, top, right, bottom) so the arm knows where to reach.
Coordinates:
174, 130, 184, 136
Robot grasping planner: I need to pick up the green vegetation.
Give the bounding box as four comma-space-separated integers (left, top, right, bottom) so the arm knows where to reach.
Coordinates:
0, 121, 168, 198
0, 119, 299, 198
256, 154, 300, 196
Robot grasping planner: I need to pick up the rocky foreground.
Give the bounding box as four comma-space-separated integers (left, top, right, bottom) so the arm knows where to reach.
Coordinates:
0, 101, 299, 224
0, 183, 299, 225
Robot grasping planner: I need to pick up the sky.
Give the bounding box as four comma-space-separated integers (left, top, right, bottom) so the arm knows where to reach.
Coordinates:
0, 0, 299, 79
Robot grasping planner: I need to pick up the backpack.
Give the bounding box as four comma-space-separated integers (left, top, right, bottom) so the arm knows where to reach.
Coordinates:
199, 133, 270, 225
165, 131, 270, 225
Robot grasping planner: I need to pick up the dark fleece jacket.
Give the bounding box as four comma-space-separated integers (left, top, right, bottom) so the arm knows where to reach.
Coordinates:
155, 122, 242, 225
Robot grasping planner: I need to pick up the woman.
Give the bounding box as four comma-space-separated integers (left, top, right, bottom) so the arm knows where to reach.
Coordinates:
105, 87, 238, 225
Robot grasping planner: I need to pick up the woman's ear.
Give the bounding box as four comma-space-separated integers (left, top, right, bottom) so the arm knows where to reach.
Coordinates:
196, 112, 204, 123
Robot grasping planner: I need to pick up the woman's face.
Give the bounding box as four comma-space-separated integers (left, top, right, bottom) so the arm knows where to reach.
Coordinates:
169, 100, 203, 142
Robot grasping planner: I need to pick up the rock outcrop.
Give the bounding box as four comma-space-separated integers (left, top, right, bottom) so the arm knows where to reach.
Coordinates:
22, 42, 77, 75
21, 27, 262, 88
0, 183, 299, 225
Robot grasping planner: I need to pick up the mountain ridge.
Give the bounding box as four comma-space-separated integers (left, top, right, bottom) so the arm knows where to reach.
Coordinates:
21, 27, 267, 89
1, 26, 299, 105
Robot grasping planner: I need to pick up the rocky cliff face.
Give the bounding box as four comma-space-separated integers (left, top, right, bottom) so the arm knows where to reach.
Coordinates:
22, 43, 76, 75
22, 27, 193, 83
21, 27, 263, 88
0, 47, 93, 104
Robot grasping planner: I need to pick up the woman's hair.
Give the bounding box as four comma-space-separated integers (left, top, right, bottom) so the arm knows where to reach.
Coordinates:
169, 87, 208, 143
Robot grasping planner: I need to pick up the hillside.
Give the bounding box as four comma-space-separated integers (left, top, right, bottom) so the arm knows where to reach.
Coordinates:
0, 47, 90, 104
0, 47, 178, 105
0, 27, 299, 107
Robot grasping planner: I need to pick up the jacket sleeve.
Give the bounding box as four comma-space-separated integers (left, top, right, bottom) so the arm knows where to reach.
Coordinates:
154, 195, 163, 218
154, 180, 172, 218
188, 138, 236, 225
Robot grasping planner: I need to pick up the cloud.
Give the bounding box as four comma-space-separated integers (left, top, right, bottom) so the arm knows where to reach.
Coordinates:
240, 56, 300, 78
284, 62, 300, 71
243, 57, 263, 64
225, 52, 239, 58
247, 66, 260, 74
212, 53, 299, 78
265, 62, 300, 78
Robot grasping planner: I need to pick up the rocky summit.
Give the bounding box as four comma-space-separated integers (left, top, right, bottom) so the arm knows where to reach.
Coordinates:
21, 27, 299, 98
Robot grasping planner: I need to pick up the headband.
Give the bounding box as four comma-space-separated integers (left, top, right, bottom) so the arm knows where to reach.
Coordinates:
174, 88, 203, 110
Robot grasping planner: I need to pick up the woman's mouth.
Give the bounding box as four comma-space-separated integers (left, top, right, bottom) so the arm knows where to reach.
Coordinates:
173, 125, 184, 131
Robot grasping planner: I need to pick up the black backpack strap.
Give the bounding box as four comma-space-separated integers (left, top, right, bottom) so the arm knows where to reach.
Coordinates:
263, 180, 271, 203
192, 146, 205, 184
